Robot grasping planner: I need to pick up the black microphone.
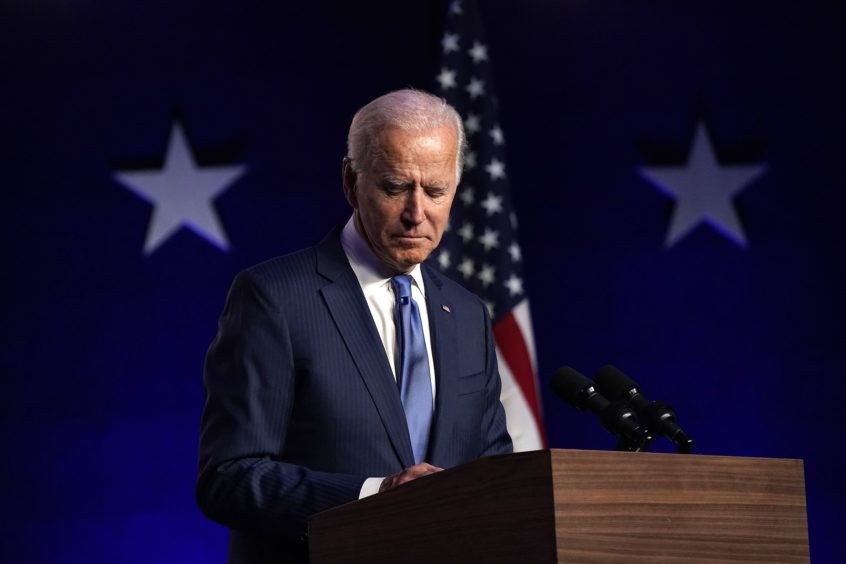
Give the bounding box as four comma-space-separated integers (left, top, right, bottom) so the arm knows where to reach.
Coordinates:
594, 365, 694, 454
550, 366, 652, 450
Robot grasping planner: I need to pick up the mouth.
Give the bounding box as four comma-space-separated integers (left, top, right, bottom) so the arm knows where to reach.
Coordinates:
392, 235, 431, 249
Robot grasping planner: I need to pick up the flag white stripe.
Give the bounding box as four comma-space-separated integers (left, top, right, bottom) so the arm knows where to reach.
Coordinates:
496, 344, 544, 451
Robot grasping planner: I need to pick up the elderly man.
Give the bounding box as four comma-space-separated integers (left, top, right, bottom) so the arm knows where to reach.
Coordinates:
197, 89, 512, 563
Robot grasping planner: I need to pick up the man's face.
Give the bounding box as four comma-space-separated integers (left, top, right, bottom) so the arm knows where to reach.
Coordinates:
344, 125, 458, 274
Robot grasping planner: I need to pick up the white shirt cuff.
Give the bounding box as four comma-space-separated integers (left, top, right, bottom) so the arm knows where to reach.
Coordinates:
358, 477, 385, 499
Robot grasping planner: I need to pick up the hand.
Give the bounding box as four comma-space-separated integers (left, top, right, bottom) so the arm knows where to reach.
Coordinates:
379, 462, 443, 493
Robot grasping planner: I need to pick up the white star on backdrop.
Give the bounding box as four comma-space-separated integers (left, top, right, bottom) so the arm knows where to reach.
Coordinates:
640, 123, 765, 248
115, 123, 245, 255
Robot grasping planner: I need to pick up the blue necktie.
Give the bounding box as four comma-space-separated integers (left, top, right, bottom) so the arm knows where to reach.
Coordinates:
391, 274, 433, 464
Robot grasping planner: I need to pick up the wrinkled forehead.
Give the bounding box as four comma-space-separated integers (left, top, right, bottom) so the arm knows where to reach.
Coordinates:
366, 126, 458, 173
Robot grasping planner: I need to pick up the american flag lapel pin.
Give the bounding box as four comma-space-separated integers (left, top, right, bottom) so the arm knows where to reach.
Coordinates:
441, 304, 451, 313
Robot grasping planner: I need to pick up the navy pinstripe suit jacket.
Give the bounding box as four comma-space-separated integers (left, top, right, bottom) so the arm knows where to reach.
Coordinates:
197, 227, 512, 563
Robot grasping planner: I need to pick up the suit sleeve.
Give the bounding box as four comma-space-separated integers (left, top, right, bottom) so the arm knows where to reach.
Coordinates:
479, 304, 514, 457
196, 270, 365, 537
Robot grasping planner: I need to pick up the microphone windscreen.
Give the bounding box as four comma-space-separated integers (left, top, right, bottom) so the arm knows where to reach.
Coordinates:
594, 365, 637, 400
550, 366, 591, 408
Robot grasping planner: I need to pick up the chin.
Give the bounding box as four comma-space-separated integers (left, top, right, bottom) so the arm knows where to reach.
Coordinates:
390, 249, 431, 270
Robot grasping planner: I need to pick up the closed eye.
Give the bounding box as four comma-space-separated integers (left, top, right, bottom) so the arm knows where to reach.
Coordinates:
379, 178, 413, 195
425, 185, 448, 199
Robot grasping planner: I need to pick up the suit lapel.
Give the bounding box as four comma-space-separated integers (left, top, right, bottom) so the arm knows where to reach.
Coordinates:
423, 266, 460, 464
316, 230, 415, 468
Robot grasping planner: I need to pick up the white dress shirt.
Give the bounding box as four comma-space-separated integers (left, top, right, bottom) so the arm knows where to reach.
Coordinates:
339, 216, 437, 498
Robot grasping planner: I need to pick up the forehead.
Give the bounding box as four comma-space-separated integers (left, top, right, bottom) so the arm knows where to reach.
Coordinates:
368, 126, 458, 176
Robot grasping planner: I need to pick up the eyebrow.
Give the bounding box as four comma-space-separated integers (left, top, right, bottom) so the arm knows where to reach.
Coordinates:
379, 176, 414, 188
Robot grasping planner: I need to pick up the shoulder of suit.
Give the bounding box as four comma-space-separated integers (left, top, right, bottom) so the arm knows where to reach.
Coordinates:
248, 246, 316, 277
245, 226, 336, 275
233, 245, 321, 298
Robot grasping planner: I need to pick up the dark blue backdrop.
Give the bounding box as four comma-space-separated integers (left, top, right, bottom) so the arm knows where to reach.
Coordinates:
2, 1, 843, 561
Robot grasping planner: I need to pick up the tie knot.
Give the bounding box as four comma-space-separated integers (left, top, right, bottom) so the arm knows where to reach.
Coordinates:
391, 274, 413, 303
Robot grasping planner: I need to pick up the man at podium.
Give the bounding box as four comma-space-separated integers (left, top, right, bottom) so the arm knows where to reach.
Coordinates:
196, 89, 513, 563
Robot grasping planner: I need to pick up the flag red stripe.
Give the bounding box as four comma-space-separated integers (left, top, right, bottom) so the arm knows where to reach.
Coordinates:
493, 313, 547, 445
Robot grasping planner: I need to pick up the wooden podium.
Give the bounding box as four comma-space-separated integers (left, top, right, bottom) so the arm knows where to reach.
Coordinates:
309, 449, 809, 563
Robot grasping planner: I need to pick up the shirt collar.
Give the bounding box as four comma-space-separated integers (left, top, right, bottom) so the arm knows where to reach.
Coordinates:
340, 215, 426, 296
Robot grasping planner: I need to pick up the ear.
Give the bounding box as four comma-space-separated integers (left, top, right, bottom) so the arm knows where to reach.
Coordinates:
342, 157, 359, 209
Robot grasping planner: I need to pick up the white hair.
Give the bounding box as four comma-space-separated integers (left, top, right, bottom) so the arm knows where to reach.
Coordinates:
346, 89, 466, 182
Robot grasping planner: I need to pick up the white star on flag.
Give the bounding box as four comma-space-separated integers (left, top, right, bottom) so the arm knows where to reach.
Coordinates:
478, 228, 499, 251
459, 186, 475, 206
477, 264, 495, 287
441, 32, 460, 53
457, 257, 475, 278
504, 274, 524, 296
489, 125, 504, 145
436, 68, 457, 90
468, 41, 488, 63
466, 77, 485, 99
457, 222, 474, 243
485, 157, 506, 180
464, 150, 477, 171
115, 123, 245, 255
437, 250, 451, 269
640, 123, 765, 248
508, 242, 521, 261
480, 193, 503, 215
464, 113, 481, 135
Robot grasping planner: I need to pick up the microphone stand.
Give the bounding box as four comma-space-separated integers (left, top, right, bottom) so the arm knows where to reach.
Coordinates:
615, 434, 653, 452
616, 428, 694, 453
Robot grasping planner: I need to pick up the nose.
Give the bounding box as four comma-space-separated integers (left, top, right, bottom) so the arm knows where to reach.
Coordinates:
401, 187, 426, 226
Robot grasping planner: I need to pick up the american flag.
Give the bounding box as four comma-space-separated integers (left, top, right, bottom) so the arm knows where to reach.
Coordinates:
430, 0, 545, 450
